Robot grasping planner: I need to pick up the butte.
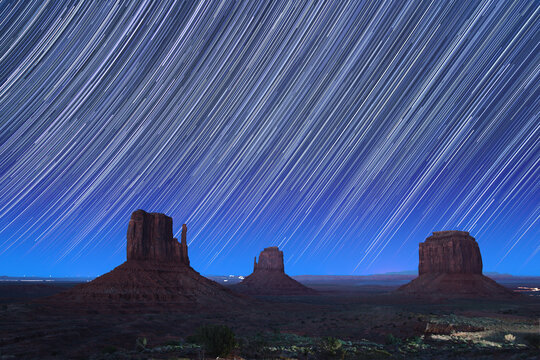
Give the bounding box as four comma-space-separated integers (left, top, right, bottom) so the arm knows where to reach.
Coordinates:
398, 230, 514, 298
51, 210, 247, 309
232, 246, 316, 295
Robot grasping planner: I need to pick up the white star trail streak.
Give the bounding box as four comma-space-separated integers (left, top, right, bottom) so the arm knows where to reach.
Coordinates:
0, 0, 538, 276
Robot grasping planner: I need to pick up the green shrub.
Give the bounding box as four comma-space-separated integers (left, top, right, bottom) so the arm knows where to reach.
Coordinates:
408, 336, 423, 345
319, 336, 345, 358
188, 324, 236, 357
385, 334, 401, 345
321, 337, 342, 352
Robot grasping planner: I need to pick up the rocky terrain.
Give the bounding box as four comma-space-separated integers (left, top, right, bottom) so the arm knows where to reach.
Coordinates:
398, 231, 514, 297
0, 279, 538, 359
232, 246, 317, 295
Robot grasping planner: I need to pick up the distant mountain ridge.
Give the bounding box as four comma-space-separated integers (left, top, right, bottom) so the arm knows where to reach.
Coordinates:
0, 271, 531, 283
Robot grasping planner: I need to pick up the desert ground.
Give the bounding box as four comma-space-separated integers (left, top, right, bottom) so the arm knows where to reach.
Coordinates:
0, 276, 538, 359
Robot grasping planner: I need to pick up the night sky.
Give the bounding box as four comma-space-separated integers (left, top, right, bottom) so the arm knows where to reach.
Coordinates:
0, 1, 538, 277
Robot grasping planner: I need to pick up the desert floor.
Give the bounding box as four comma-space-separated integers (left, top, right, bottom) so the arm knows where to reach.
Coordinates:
0, 278, 538, 359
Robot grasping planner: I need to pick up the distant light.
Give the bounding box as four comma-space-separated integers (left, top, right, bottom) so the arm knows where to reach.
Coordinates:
239, 276, 244, 280
517, 286, 539, 292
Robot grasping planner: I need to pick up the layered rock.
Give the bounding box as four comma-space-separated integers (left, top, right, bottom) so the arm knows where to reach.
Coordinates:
51, 210, 247, 309
419, 231, 481, 274
126, 210, 189, 265
253, 246, 284, 272
232, 246, 316, 295
398, 231, 513, 298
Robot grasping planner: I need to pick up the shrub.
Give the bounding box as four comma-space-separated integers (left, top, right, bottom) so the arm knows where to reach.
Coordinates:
385, 334, 401, 345
319, 336, 345, 358
321, 336, 342, 352
408, 336, 423, 345
188, 324, 236, 357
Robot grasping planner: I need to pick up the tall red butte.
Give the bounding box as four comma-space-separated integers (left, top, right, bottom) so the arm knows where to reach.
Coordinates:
53, 210, 247, 308
232, 246, 316, 295
398, 231, 513, 297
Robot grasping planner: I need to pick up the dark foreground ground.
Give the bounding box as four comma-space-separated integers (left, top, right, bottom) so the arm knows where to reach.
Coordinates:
0, 277, 538, 359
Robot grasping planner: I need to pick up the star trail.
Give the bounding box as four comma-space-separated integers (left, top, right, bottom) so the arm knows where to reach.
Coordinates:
0, 0, 538, 277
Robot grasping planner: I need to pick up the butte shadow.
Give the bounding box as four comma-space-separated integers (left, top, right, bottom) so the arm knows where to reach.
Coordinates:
231, 246, 317, 295
47, 210, 249, 310
397, 230, 514, 298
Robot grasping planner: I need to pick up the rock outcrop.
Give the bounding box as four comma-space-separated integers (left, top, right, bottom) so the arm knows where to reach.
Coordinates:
253, 246, 285, 272
126, 210, 189, 265
51, 210, 247, 309
419, 231, 482, 274
398, 231, 513, 298
232, 246, 316, 295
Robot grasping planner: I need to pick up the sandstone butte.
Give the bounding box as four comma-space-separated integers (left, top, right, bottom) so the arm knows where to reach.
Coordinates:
232, 246, 316, 295
51, 210, 248, 308
398, 230, 514, 298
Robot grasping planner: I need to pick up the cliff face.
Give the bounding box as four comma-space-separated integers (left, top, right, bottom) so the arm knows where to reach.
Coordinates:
418, 231, 482, 275
398, 230, 513, 298
126, 209, 189, 265
253, 246, 285, 272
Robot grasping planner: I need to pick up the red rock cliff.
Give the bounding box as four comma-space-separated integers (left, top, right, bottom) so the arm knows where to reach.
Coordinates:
126, 209, 189, 265
418, 231, 482, 274
254, 246, 285, 272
